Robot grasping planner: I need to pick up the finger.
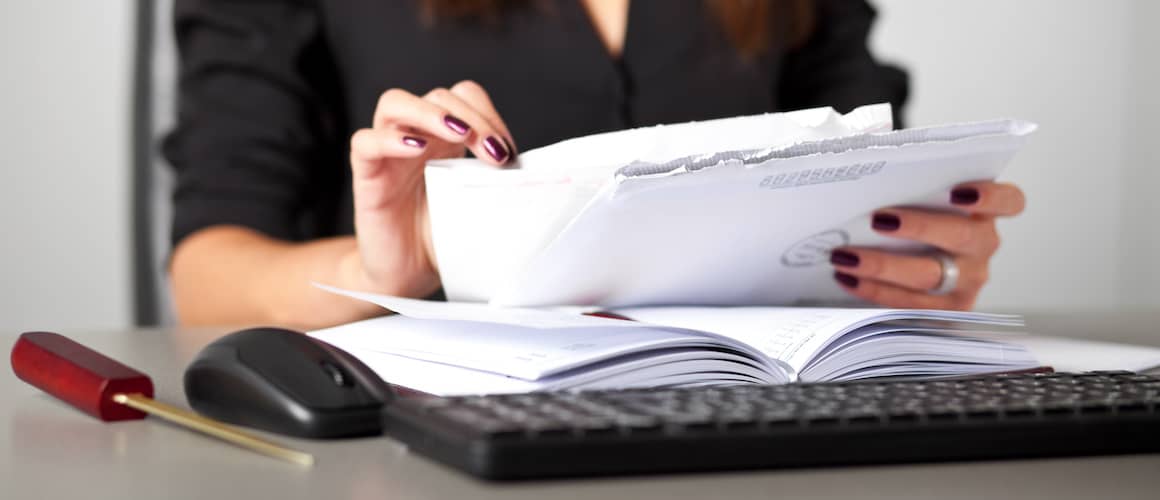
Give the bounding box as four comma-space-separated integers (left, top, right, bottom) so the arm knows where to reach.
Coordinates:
871, 209, 1000, 257
448, 80, 518, 154
833, 272, 975, 311
425, 87, 513, 165
350, 127, 431, 166
373, 88, 475, 144
949, 181, 1026, 217
349, 128, 430, 210
829, 247, 943, 292
831, 247, 990, 295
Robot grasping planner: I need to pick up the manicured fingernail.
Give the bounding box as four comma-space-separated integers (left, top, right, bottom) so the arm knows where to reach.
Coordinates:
951, 187, 980, 205
483, 136, 510, 163
502, 137, 518, 163
834, 272, 860, 288
402, 136, 427, 148
872, 213, 901, 232
444, 115, 470, 135
830, 250, 860, 267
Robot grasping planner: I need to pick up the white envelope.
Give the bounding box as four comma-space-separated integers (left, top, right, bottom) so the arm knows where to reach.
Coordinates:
424, 105, 1036, 307
426, 105, 895, 304
493, 120, 1037, 307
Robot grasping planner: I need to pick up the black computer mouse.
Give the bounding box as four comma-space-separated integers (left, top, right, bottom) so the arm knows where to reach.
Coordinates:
184, 327, 394, 439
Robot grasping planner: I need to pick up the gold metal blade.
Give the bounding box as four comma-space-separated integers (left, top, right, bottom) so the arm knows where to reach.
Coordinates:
113, 393, 314, 466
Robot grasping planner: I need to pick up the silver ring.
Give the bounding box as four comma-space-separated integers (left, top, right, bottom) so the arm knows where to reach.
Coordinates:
931, 252, 959, 296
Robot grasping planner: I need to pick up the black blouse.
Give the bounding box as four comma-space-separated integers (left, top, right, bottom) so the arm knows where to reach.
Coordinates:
164, 0, 907, 248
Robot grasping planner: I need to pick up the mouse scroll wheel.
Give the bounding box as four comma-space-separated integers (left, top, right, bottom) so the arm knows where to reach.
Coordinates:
319, 361, 352, 387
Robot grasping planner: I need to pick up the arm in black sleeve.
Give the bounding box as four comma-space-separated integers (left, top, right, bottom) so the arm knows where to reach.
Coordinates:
163, 0, 343, 248
776, 0, 910, 127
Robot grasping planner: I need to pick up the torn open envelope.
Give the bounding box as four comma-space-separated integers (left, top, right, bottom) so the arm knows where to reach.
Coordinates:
424, 104, 1036, 308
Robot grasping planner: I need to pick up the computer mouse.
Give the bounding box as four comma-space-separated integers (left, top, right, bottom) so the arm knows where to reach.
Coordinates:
184, 327, 395, 439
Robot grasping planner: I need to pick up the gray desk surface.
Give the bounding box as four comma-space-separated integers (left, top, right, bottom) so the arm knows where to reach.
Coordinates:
2, 309, 1158, 500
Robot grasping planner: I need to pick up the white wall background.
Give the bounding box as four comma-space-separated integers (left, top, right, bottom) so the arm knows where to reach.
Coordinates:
0, 1, 134, 332
0, 0, 1155, 333
870, 0, 1159, 311
1120, 0, 1160, 307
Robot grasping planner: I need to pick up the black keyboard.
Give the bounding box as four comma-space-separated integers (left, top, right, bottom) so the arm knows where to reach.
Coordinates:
381, 371, 1160, 480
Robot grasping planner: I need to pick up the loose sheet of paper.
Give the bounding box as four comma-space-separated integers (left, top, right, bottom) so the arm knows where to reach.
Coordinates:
1008, 336, 1160, 372
317, 284, 627, 329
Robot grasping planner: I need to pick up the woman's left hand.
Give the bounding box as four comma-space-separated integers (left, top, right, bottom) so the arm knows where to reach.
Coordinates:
829, 181, 1026, 310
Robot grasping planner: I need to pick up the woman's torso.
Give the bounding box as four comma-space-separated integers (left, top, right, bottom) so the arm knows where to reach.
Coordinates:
167, 0, 905, 244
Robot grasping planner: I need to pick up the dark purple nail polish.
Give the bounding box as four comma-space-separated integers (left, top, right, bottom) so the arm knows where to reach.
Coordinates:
502, 136, 518, 163
951, 187, 980, 205
830, 250, 860, 267
444, 115, 470, 135
834, 272, 860, 288
402, 136, 426, 148
872, 213, 901, 232
483, 136, 510, 163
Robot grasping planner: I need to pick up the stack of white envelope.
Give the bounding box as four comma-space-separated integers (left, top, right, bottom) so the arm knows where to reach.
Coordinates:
424, 104, 1036, 308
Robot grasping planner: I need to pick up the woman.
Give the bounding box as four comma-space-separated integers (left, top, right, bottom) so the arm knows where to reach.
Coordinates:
165, 0, 1025, 328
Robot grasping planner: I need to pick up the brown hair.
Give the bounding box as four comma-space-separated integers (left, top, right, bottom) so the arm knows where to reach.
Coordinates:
420, 0, 815, 57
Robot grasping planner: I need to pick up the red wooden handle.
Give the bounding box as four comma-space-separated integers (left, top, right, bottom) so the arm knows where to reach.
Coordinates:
10, 332, 154, 421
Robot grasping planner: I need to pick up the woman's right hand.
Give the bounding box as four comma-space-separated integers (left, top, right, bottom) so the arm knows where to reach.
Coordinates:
346, 80, 517, 297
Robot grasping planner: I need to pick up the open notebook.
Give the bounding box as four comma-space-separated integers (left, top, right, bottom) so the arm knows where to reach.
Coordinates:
309, 287, 1038, 396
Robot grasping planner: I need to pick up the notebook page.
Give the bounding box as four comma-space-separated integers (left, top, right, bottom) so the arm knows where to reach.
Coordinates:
549, 350, 777, 389
804, 323, 1020, 370
341, 350, 546, 396
310, 315, 728, 381
332, 348, 774, 396
314, 284, 794, 381
612, 307, 1022, 374
801, 333, 1037, 381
